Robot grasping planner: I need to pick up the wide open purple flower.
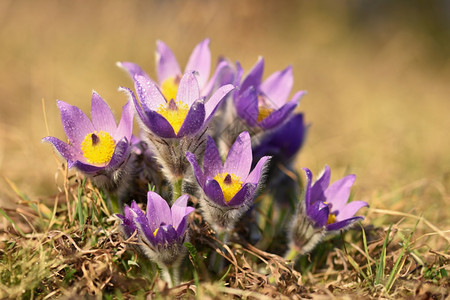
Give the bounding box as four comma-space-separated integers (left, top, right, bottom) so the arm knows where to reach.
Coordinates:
42, 91, 133, 177
186, 131, 270, 232
118, 38, 229, 99
234, 57, 306, 130
117, 191, 194, 267
126, 71, 234, 139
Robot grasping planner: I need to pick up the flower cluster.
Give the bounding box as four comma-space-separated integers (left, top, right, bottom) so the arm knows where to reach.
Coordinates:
43, 38, 368, 285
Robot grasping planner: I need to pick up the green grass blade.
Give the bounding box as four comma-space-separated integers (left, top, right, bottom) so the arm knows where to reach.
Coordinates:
375, 225, 392, 285
360, 224, 373, 277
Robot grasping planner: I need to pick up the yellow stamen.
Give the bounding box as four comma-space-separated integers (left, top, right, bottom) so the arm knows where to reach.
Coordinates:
80, 130, 115, 164
156, 100, 189, 135
161, 76, 179, 101
257, 107, 275, 122
153, 228, 159, 237
213, 173, 243, 203
327, 213, 337, 225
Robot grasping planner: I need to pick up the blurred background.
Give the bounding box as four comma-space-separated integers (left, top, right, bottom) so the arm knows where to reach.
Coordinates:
0, 1, 449, 226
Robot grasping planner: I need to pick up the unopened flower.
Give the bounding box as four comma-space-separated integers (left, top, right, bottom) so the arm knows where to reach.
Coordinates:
117, 191, 194, 268
186, 131, 270, 233
234, 57, 305, 131
42, 91, 133, 190
118, 38, 229, 99
289, 166, 368, 255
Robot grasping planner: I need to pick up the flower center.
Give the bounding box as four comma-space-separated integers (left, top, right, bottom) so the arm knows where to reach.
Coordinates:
257, 95, 274, 122
327, 213, 337, 225
213, 173, 243, 203
161, 76, 180, 101
80, 131, 115, 164
156, 98, 189, 135
153, 228, 159, 237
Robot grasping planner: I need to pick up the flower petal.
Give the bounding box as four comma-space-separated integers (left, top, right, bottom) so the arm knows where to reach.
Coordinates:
310, 165, 331, 204
176, 99, 205, 137
235, 87, 259, 126
203, 136, 223, 178
224, 131, 252, 178
204, 84, 235, 125
186, 152, 206, 188
260, 66, 293, 106
120, 87, 149, 128
42, 136, 82, 165
302, 168, 313, 213
113, 100, 134, 141
201, 60, 230, 97
117, 61, 150, 81
57, 100, 95, 148
144, 110, 177, 138
156, 40, 181, 84
245, 156, 270, 185
335, 201, 368, 221
135, 75, 166, 111
309, 202, 329, 228
106, 138, 131, 170
258, 95, 301, 130
176, 71, 200, 106
326, 216, 364, 231
91, 91, 117, 132
71, 160, 105, 174
240, 57, 264, 95
185, 38, 211, 89
204, 178, 226, 206
146, 191, 172, 229
171, 195, 195, 236
324, 174, 356, 212
227, 182, 257, 206
130, 201, 155, 244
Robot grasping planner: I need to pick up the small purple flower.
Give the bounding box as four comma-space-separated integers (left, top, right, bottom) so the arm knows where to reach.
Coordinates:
117, 191, 194, 267
234, 57, 305, 130
42, 91, 133, 180
125, 71, 234, 139
118, 38, 229, 99
289, 166, 368, 254
186, 131, 270, 232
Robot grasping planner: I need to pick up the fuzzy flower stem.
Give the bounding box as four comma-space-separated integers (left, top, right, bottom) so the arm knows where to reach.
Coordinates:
161, 264, 179, 288
284, 246, 300, 262
172, 178, 183, 203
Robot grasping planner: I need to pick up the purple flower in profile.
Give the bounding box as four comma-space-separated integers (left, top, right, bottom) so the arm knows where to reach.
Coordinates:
118, 38, 229, 99
117, 191, 194, 267
42, 92, 133, 184
289, 166, 368, 254
186, 131, 270, 232
125, 71, 234, 139
234, 57, 305, 130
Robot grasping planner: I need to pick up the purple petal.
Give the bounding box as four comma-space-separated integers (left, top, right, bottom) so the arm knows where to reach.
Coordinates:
235, 87, 259, 126
131, 201, 155, 244
324, 174, 356, 212
310, 165, 331, 204
258, 96, 300, 130
260, 66, 293, 106
240, 57, 264, 95
326, 216, 364, 231
224, 131, 252, 178
201, 60, 230, 97
71, 160, 104, 174
156, 40, 181, 84
227, 182, 257, 206
57, 100, 95, 148
204, 178, 226, 206
42, 136, 82, 164
302, 168, 313, 213
135, 75, 166, 111
245, 156, 270, 185
144, 110, 177, 138
176, 100, 205, 137
157, 224, 178, 244
335, 201, 368, 221
203, 136, 223, 178
106, 138, 131, 169
90, 91, 117, 133
117, 61, 150, 81
185, 38, 211, 89
113, 100, 134, 141
186, 152, 206, 188
117, 205, 137, 238
176, 72, 201, 106
146, 191, 172, 228
171, 195, 195, 236
308, 201, 329, 228
204, 84, 235, 125
120, 87, 149, 129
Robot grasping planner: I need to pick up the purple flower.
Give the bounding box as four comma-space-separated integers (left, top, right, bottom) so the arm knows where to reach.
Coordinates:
234, 57, 305, 130
118, 38, 229, 99
125, 71, 234, 139
42, 91, 133, 176
289, 166, 368, 254
117, 191, 194, 267
186, 131, 270, 232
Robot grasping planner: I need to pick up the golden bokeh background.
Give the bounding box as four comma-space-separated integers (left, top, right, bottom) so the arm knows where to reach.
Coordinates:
0, 1, 449, 227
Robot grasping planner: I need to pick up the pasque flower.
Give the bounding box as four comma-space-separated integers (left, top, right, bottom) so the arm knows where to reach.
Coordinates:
186, 131, 270, 233
234, 57, 305, 131
118, 38, 229, 99
42, 91, 133, 190
288, 166, 368, 255
117, 191, 194, 267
